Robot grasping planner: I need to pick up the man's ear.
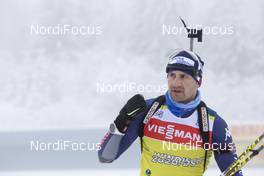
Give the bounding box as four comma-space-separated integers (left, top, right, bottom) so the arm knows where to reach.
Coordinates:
196, 81, 200, 88
197, 78, 202, 87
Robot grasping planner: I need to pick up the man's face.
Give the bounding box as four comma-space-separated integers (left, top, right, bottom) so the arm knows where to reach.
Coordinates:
167, 70, 199, 103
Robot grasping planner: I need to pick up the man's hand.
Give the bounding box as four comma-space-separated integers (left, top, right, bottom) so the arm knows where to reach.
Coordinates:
114, 94, 147, 133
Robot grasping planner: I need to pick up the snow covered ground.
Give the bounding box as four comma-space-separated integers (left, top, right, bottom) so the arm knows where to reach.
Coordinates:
0, 168, 263, 176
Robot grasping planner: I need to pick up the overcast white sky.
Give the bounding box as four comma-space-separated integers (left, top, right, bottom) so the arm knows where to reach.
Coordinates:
0, 0, 263, 131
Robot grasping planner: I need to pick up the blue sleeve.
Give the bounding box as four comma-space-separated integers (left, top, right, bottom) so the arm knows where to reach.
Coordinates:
212, 114, 243, 176
98, 98, 154, 161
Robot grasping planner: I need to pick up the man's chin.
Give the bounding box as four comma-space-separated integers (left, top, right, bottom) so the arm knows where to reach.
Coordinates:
170, 94, 185, 103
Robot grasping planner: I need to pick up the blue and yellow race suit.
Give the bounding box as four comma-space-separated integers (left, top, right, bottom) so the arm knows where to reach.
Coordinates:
98, 93, 243, 176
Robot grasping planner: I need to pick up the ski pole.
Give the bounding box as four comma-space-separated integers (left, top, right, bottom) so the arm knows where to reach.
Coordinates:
221, 133, 264, 176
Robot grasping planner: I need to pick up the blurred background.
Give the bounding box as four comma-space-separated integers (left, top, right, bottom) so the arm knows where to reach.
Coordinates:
0, 0, 263, 175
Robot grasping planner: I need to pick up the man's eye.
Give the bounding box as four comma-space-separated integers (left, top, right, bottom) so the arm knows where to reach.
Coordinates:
180, 74, 186, 79
168, 73, 176, 77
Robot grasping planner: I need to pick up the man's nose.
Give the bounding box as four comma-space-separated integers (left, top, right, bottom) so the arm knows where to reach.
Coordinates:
172, 76, 183, 86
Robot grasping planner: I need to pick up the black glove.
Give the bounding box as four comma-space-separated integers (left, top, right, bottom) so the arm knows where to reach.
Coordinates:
114, 94, 147, 133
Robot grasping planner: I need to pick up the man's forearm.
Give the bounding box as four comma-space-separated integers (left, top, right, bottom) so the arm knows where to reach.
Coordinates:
215, 151, 243, 176
98, 132, 124, 163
